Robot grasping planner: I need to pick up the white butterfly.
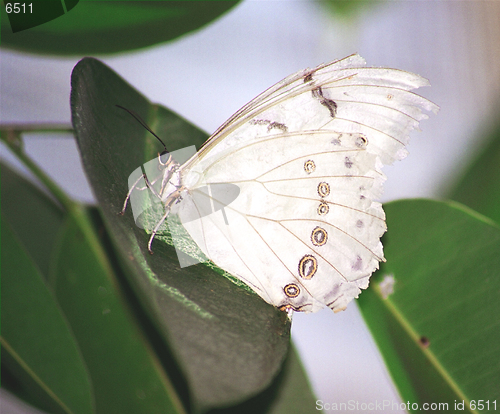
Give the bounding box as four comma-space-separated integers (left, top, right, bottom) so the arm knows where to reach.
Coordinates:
125, 54, 438, 314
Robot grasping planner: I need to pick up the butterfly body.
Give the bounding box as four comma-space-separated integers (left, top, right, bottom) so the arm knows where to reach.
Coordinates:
138, 54, 438, 313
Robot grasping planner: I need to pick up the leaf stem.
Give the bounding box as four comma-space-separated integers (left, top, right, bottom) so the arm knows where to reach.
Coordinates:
1, 123, 73, 133
1, 125, 77, 213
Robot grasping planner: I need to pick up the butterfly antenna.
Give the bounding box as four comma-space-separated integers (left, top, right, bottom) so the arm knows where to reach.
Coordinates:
115, 105, 168, 154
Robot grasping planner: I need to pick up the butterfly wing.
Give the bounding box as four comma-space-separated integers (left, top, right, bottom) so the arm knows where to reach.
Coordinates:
176, 54, 437, 313
187, 53, 438, 166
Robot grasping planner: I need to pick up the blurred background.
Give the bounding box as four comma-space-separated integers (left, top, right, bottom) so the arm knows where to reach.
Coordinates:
2, 1, 500, 413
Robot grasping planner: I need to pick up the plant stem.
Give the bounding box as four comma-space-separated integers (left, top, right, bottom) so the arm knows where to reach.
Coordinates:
1, 125, 76, 213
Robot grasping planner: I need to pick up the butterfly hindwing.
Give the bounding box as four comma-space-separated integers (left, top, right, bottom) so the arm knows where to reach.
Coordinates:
180, 132, 385, 312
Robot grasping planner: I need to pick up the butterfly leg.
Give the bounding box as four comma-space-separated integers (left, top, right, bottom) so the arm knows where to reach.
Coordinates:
147, 188, 184, 254
147, 208, 170, 254
119, 173, 146, 215
119, 169, 165, 215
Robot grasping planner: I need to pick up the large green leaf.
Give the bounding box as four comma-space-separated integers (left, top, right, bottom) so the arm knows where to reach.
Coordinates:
50, 208, 185, 414
70, 57, 292, 412
447, 117, 500, 225
1, 226, 93, 414
1, 162, 186, 413
1, 161, 65, 277
358, 199, 500, 412
265, 345, 319, 414
207, 345, 319, 414
1, 166, 93, 414
1, 1, 241, 55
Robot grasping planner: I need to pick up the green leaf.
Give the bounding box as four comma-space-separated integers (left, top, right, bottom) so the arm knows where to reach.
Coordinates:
70, 57, 291, 412
1, 162, 186, 413
51, 208, 185, 414
320, 0, 376, 17
1, 216, 93, 414
266, 346, 319, 414
447, 118, 500, 225
1, 162, 65, 277
1, 1, 241, 55
358, 199, 500, 412
211, 345, 319, 414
